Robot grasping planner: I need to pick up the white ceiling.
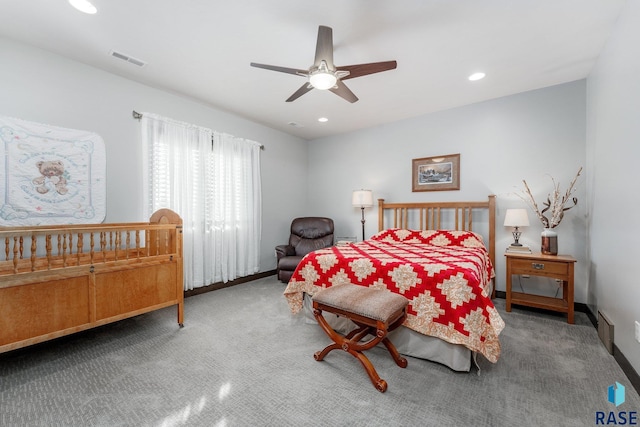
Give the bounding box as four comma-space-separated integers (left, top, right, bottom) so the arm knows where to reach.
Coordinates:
0, 0, 626, 140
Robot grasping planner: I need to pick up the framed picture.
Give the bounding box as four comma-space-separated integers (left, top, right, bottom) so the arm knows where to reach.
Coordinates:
412, 153, 460, 192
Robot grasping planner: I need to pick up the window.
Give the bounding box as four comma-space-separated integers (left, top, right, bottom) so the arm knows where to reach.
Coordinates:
141, 113, 262, 290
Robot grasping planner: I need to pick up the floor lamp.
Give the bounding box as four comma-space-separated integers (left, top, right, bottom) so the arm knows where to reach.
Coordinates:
352, 190, 373, 241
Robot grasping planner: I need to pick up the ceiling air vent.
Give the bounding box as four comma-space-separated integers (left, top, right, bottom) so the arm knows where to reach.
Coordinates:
287, 122, 304, 128
109, 50, 147, 67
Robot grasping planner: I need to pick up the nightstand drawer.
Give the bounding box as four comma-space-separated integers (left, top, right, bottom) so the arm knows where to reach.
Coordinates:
510, 258, 569, 276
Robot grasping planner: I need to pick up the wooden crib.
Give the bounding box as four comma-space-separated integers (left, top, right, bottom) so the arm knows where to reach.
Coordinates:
0, 209, 184, 354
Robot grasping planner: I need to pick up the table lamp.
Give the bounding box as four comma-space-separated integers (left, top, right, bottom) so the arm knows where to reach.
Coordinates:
504, 208, 530, 246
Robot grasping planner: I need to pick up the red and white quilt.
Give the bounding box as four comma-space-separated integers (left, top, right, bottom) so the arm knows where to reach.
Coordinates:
283, 229, 505, 363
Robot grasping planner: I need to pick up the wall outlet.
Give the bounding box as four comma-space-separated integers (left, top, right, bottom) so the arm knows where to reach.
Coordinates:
521, 274, 530, 279
635, 321, 640, 344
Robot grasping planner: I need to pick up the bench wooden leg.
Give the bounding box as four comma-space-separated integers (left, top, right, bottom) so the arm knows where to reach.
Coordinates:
350, 345, 388, 393
383, 315, 408, 368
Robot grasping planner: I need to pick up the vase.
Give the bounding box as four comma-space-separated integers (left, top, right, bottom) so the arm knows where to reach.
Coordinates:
541, 228, 558, 255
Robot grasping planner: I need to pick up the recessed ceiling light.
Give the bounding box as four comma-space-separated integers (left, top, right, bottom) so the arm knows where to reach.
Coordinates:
468, 72, 486, 81
318, 117, 329, 123
69, 0, 97, 14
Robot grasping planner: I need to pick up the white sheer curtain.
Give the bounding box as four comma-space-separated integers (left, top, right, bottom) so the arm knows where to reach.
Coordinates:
141, 113, 262, 290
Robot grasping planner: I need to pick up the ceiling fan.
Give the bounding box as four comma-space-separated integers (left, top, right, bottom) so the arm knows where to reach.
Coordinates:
250, 25, 397, 103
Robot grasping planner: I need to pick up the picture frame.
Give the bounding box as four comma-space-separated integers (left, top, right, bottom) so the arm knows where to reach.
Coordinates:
412, 153, 460, 192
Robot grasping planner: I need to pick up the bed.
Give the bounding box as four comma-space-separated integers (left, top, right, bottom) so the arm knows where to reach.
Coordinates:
283, 195, 505, 371
0, 209, 184, 354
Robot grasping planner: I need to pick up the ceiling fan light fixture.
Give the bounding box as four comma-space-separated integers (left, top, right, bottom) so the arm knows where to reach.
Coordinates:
250, 26, 396, 102
309, 60, 337, 90
309, 71, 337, 90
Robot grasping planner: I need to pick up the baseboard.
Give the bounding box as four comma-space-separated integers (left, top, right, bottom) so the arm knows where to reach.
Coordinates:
494, 292, 640, 396
582, 303, 598, 328
183, 270, 277, 298
612, 343, 640, 396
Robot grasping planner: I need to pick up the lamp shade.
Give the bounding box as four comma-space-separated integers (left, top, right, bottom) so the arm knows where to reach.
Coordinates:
504, 209, 530, 227
352, 190, 373, 208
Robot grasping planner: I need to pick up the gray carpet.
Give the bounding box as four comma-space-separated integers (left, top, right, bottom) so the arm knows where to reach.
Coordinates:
1, 276, 638, 426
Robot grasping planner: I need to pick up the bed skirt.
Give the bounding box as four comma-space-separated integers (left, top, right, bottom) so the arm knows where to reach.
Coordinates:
302, 293, 471, 372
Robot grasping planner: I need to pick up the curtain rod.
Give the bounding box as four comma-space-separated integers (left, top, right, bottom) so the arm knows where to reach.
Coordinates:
131, 110, 264, 150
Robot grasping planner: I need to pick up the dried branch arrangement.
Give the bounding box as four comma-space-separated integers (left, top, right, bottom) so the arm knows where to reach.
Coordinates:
518, 167, 582, 229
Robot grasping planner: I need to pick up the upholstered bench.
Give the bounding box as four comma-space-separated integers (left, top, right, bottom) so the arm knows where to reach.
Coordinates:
311, 283, 409, 393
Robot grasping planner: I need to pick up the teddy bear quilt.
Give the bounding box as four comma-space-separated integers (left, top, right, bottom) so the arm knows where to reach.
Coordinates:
0, 115, 106, 225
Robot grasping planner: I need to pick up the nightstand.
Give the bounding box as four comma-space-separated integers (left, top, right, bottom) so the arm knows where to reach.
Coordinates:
505, 252, 577, 324
335, 236, 357, 246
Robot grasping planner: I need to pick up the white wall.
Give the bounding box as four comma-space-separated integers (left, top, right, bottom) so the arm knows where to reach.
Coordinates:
0, 38, 594, 306
0, 37, 309, 273
307, 81, 587, 299
586, 0, 640, 373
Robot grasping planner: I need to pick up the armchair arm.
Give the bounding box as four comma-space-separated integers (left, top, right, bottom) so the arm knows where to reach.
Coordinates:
275, 244, 295, 260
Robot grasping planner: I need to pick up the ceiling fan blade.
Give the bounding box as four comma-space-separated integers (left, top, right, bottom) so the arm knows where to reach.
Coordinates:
250, 62, 308, 76
286, 83, 314, 102
329, 80, 358, 103
337, 60, 397, 80
314, 26, 334, 69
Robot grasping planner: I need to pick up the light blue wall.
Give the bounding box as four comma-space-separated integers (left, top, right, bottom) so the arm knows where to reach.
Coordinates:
0, 37, 592, 305
586, 0, 640, 374
307, 81, 587, 300
0, 37, 309, 273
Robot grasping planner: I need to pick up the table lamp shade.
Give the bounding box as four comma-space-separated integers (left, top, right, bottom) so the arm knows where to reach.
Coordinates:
504, 209, 530, 227
352, 190, 373, 208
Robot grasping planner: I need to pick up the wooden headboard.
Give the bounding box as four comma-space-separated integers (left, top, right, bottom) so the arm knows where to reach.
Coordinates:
377, 195, 496, 291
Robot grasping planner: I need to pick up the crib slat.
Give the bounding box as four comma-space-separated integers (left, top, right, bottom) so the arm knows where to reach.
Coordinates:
100, 232, 106, 263
12, 237, 18, 273
30, 234, 36, 272
125, 231, 130, 260
77, 233, 83, 265
115, 231, 121, 261
135, 230, 141, 260
90, 232, 95, 265
46, 234, 52, 270
62, 233, 68, 267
